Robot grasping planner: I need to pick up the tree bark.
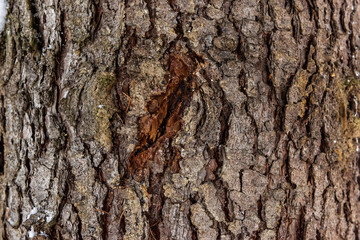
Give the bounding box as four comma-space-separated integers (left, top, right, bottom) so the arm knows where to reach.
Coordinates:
1, 0, 360, 239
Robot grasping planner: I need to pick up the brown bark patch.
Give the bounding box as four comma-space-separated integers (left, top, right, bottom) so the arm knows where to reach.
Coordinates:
128, 53, 197, 178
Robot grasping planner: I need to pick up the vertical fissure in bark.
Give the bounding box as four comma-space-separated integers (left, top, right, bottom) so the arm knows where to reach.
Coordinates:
24, 150, 31, 189
40, 107, 49, 157
217, 78, 232, 144
339, 2, 347, 33
247, 103, 260, 155
239, 169, 244, 193
56, 8, 68, 79
355, 225, 360, 240
257, 196, 265, 225
90, 0, 103, 42
144, 0, 156, 39
308, 0, 320, 32
186, 204, 199, 240
235, 35, 246, 62
0, 135, 4, 175
217, 180, 234, 222
327, 0, 338, 47
264, 33, 276, 104
307, 162, 316, 207
125, 28, 138, 65
283, 140, 296, 189
72, 204, 84, 240
291, 13, 301, 42
301, 35, 316, 71
296, 206, 306, 240
147, 172, 164, 239
27, 0, 44, 52
320, 125, 329, 152
101, 189, 113, 240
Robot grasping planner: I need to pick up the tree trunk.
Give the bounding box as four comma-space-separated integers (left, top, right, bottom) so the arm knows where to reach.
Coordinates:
1, 0, 360, 239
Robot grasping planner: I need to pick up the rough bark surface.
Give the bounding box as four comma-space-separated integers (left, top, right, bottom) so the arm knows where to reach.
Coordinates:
1, 0, 360, 239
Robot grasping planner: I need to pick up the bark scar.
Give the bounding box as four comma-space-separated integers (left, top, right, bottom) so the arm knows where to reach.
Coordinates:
128, 53, 198, 177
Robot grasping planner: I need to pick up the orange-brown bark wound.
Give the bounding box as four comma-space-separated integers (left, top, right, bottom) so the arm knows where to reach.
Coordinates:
128, 53, 197, 177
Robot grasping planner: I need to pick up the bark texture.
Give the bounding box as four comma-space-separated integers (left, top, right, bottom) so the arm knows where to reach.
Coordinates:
1, 0, 360, 239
